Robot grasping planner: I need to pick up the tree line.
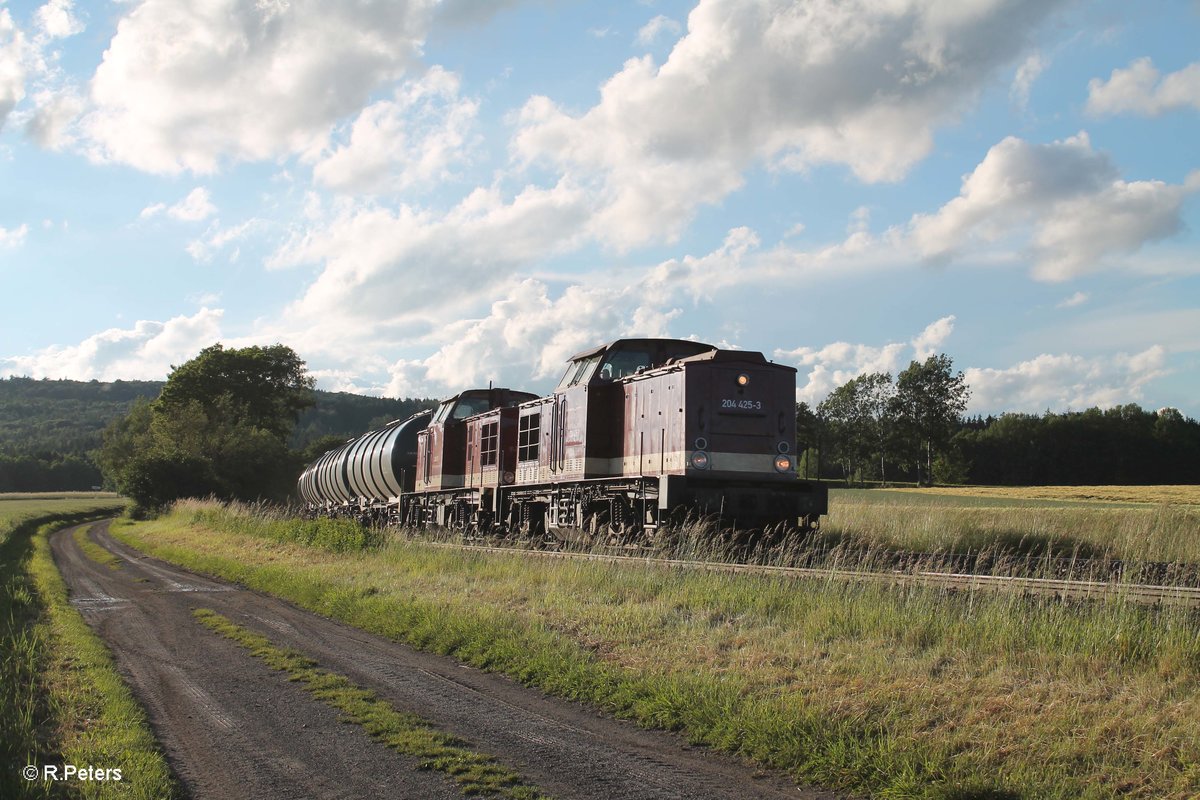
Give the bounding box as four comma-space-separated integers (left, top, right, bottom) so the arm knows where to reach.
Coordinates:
0, 371, 434, 493
798, 355, 1200, 486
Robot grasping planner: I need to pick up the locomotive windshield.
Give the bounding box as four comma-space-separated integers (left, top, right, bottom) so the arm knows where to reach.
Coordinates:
451, 395, 493, 420
596, 340, 715, 382
598, 348, 653, 380
556, 339, 718, 388
434, 389, 538, 423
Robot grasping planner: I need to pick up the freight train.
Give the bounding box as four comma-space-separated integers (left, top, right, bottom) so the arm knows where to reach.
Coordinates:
297, 338, 827, 544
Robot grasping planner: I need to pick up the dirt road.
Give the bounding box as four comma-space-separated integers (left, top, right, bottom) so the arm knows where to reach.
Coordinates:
52, 521, 840, 800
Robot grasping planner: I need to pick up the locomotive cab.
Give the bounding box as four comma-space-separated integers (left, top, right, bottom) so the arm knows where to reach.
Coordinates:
417, 387, 537, 491
530, 339, 717, 483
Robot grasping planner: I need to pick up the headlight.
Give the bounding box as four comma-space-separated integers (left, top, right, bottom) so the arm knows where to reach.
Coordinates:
773, 454, 793, 473
737, 373, 750, 386
690, 451, 710, 470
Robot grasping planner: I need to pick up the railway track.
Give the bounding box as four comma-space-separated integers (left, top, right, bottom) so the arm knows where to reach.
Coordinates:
424, 540, 1200, 608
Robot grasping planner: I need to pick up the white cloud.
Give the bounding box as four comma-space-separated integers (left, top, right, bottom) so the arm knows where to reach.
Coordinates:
912, 315, 956, 359
266, 225, 764, 396
964, 346, 1168, 413
0, 307, 224, 380
514, 0, 1064, 248
0, 8, 26, 130
34, 0, 84, 40
1087, 57, 1200, 116
636, 15, 681, 45
169, 187, 217, 222
0, 223, 29, 248
140, 187, 217, 222
382, 276, 679, 396
375, 229, 773, 396
1010, 52, 1046, 109
269, 180, 594, 355
24, 87, 84, 148
908, 133, 1199, 280
312, 67, 479, 194
82, 0, 437, 174
1056, 291, 1088, 308
186, 218, 262, 263
776, 316, 956, 406
772, 318, 1169, 413
778, 339, 909, 406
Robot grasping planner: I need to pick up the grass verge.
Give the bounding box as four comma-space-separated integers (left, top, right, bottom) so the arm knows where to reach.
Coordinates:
193, 608, 548, 800
116, 502, 1200, 800
73, 525, 122, 569
0, 498, 177, 800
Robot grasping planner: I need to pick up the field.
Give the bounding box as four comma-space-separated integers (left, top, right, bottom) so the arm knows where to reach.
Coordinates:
819, 485, 1200, 565
0, 493, 175, 800
882, 484, 1200, 505
112, 497, 1200, 800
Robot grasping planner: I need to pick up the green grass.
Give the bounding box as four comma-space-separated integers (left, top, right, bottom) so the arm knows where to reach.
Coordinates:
115, 501, 1200, 800
0, 494, 177, 800
176, 498, 387, 552
193, 608, 549, 799
74, 525, 122, 569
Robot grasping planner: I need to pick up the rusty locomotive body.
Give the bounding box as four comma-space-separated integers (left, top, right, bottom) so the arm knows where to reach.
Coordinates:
297, 338, 827, 541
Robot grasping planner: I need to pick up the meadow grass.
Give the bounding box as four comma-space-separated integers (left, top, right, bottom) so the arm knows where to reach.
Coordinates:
194, 608, 549, 799
115, 500, 1200, 800
885, 485, 1200, 506
73, 525, 122, 569
0, 494, 177, 800
822, 487, 1200, 565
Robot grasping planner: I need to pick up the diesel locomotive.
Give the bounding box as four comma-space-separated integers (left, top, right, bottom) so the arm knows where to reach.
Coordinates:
297, 338, 827, 542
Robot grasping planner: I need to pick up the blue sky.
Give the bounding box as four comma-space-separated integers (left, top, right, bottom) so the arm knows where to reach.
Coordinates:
1, 0, 1198, 416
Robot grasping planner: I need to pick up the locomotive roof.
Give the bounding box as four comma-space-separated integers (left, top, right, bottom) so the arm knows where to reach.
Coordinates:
565, 337, 717, 362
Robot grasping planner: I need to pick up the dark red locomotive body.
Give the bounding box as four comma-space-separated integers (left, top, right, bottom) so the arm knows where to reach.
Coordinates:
299, 339, 828, 539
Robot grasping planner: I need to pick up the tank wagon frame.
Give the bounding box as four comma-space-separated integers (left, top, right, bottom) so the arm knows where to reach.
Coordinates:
298, 339, 828, 542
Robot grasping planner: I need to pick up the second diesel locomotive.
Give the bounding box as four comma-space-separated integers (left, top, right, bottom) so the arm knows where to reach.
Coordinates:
297, 338, 827, 542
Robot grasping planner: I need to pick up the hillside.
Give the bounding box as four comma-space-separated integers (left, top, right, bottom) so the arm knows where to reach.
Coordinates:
0, 377, 437, 491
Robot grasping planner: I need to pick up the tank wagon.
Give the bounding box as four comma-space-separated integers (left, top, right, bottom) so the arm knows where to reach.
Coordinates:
299, 338, 827, 542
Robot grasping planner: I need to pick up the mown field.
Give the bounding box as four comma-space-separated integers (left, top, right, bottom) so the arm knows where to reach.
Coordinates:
820, 485, 1200, 565
113, 497, 1200, 800
0, 493, 176, 800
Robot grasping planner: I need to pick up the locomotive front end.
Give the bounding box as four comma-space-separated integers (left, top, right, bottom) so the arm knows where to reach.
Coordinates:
663, 349, 827, 530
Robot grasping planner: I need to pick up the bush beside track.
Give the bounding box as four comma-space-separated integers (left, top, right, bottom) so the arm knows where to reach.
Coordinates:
0, 496, 178, 800
117, 499, 1200, 800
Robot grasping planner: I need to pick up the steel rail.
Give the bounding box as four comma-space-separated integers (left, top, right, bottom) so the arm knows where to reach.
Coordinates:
421, 541, 1200, 608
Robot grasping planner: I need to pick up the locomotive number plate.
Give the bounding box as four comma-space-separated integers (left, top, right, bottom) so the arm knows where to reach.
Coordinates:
720, 398, 763, 413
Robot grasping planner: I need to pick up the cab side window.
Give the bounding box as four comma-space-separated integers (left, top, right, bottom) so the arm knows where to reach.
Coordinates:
518, 413, 540, 461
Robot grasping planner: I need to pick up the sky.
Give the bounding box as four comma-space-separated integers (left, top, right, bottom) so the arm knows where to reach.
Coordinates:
1, 0, 1198, 417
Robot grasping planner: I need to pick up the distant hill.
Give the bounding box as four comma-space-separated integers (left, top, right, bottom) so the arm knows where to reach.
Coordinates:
0, 377, 437, 491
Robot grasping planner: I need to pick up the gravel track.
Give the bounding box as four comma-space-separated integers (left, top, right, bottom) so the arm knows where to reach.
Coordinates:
52, 520, 841, 800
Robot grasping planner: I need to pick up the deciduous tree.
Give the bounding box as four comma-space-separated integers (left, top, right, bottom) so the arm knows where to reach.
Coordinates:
99, 344, 315, 510
891, 354, 970, 485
